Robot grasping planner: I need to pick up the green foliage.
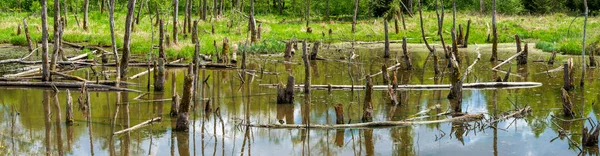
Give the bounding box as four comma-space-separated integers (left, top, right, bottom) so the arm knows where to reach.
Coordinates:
535, 41, 556, 52
558, 39, 582, 55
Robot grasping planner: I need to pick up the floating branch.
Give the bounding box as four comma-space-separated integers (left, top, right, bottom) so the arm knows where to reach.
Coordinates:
0, 81, 141, 92
488, 106, 531, 124
113, 117, 162, 135
260, 82, 542, 91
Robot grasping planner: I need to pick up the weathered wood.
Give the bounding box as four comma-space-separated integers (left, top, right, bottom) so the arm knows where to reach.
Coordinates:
548, 50, 557, 65
245, 113, 484, 129
463, 19, 471, 48
66, 89, 73, 125
491, 50, 525, 70
488, 106, 531, 123
41, 0, 49, 82
173, 0, 179, 44
334, 104, 344, 124
175, 64, 194, 131
155, 20, 166, 92
257, 23, 262, 41
309, 41, 320, 60
418, 0, 433, 53
277, 75, 295, 104
113, 117, 162, 135
448, 51, 462, 112
564, 58, 574, 91
582, 125, 600, 146
23, 19, 33, 53
457, 24, 463, 45
362, 76, 373, 122
284, 40, 295, 58
120, 0, 137, 79
561, 88, 575, 117
351, 0, 358, 33
381, 64, 389, 84
491, 0, 498, 61
433, 47, 440, 75
302, 40, 311, 94
402, 37, 413, 70
384, 20, 390, 58
170, 94, 180, 117
0, 48, 37, 64
50, 71, 87, 82
0, 81, 141, 92
260, 82, 542, 91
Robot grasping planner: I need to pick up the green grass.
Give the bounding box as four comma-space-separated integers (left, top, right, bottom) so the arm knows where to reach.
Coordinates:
0, 11, 598, 58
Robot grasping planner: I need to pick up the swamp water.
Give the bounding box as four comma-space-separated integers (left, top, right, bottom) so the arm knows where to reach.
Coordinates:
0, 43, 598, 155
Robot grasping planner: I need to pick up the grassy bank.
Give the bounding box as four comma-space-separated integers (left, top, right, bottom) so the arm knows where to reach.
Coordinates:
0, 11, 598, 58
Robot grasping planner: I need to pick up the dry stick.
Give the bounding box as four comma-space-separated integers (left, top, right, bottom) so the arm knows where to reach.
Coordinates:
0, 81, 141, 92
369, 62, 402, 77
23, 19, 33, 53
0, 48, 38, 64
113, 117, 162, 135
462, 45, 481, 82
246, 113, 484, 129
491, 50, 525, 70
488, 106, 531, 124
50, 71, 87, 82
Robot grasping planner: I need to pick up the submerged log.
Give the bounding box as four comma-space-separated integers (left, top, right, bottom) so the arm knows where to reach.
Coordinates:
260, 82, 542, 91
277, 75, 295, 104
0, 81, 141, 92
113, 117, 162, 135
245, 113, 484, 129
491, 50, 525, 70
334, 104, 344, 124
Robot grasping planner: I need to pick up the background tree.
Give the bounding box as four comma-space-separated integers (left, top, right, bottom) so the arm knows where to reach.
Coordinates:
120, 0, 137, 79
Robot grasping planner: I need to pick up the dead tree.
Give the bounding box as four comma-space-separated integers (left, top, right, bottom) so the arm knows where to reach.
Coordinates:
362, 76, 373, 122
402, 37, 413, 70
462, 20, 471, 48
284, 40, 295, 58
183, 0, 189, 34
581, 0, 589, 87
83, 0, 89, 30
564, 58, 574, 91
120, 0, 137, 80
435, 0, 447, 58
352, 0, 359, 33
155, 20, 166, 91
257, 23, 262, 41
175, 64, 194, 131
418, 0, 433, 52
517, 43, 528, 65
135, 0, 145, 25
66, 89, 73, 124
51, 0, 62, 72
548, 51, 557, 65
302, 40, 311, 94
173, 0, 179, 44
23, 19, 33, 54
490, 0, 498, 61
309, 41, 320, 60
384, 20, 390, 58
447, 52, 462, 112
170, 94, 179, 117
249, 0, 257, 43
109, 0, 121, 86
277, 75, 295, 104
561, 88, 575, 117
41, 0, 50, 82
433, 47, 440, 75
335, 104, 344, 124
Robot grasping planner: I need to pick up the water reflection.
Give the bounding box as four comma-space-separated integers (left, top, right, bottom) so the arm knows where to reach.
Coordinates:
0, 45, 599, 155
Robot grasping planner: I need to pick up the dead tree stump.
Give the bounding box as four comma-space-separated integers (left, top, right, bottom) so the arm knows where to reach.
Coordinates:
334, 104, 344, 124
257, 23, 262, 41
457, 24, 464, 45
433, 47, 440, 75
382, 64, 389, 84
175, 65, 194, 131
170, 94, 179, 117
402, 37, 413, 70
561, 88, 575, 117
564, 59, 574, 91
463, 20, 471, 48
447, 54, 462, 112
582, 125, 600, 146
23, 19, 33, 53
309, 41, 320, 60
517, 43, 528, 65
277, 75, 295, 104
548, 50, 557, 65
66, 89, 73, 125
284, 40, 295, 58
590, 48, 597, 67
362, 76, 374, 122
155, 20, 166, 91
302, 40, 311, 94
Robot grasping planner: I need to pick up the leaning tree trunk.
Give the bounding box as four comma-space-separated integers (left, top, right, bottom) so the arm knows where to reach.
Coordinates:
83, 0, 89, 30
109, 0, 121, 86
491, 0, 498, 61
418, 0, 433, 52
352, 0, 359, 33
173, 0, 179, 44
120, 0, 137, 80
41, 0, 50, 82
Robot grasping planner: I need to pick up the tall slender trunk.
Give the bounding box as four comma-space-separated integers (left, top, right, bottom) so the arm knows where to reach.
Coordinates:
491, 0, 498, 61
63, 0, 68, 28
436, 0, 447, 57
419, 0, 433, 52
581, 0, 588, 87
202, 0, 207, 20
187, 0, 192, 32
120, 0, 138, 79
184, 0, 189, 34
306, 0, 310, 27
173, 0, 179, 44
51, 0, 62, 72
135, 0, 145, 25
109, 0, 120, 86
84, 0, 89, 30
352, 0, 359, 33
41, 0, 50, 82
101, 0, 105, 14
249, 0, 256, 43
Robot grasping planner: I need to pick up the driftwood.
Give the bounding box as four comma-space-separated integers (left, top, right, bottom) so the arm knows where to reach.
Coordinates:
0, 48, 38, 64
0, 81, 141, 92
128, 58, 183, 80
259, 82, 542, 91
50, 71, 87, 82
491, 50, 525, 70
113, 117, 162, 135
488, 106, 531, 124
245, 113, 484, 129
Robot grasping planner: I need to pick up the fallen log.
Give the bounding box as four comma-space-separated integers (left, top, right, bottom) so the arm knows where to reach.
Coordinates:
50, 71, 87, 82
128, 59, 183, 80
259, 82, 542, 91
0, 81, 141, 92
244, 113, 484, 129
488, 106, 531, 124
491, 50, 525, 70
113, 117, 162, 135
0, 48, 38, 64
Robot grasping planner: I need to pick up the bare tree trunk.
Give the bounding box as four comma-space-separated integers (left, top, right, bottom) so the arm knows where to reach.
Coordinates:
109, 0, 121, 86
175, 65, 194, 131
23, 19, 33, 53
101, 0, 105, 14
155, 20, 166, 91
352, 0, 359, 33
306, 0, 310, 28
63, 0, 68, 28
51, 0, 62, 73
41, 0, 50, 82
435, 0, 447, 57
491, 0, 498, 61
120, 0, 138, 79
183, 0, 189, 34
581, 0, 588, 87
249, 0, 257, 43
362, 76, 373, 122
418, 0, 433, 52
173, 0, 179, 44
384, 20, 390, 58
302, 40, 311, 94
83, 0, 89, 30
202, 0, 207, 20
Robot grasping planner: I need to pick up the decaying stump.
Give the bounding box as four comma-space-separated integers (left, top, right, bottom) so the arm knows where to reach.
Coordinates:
384, 20, 390, 58
362, 76, 374, 122
66, 89, 73, 125
302, 40, 311, 94
402, 37, 413, 70
447, 53, 462, 112
334, 104, 344, 124
155, 20, 166, 91
433, 47, 440, 75
590, 47, 597, 67
170, 94, 179, 117
381, 64, 389, 84
561, 88, 575, 117
221, 37, 230, 62
277, 75, 295, 104
564, 58, 574, 91
175, 64, 194, 131
462, 20, 471, 48
284, 40, 295, 58
548, 50, 557, 65
517, 42, 528, 65
257, 23, 262, 41
582, 124, 600, 146
457, 24, 464, 45
23, 19, 33, 53
309, 41, 320, 60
